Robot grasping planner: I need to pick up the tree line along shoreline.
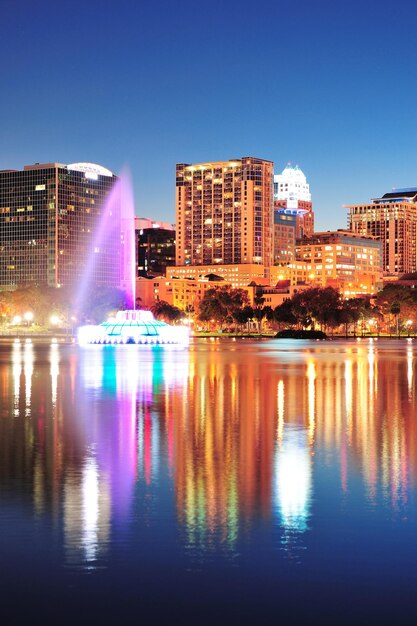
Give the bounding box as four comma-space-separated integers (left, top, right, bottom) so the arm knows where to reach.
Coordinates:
0, 282, 416, 338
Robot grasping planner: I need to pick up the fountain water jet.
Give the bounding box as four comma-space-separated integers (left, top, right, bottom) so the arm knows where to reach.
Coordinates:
76, 168, 190, 346
73, 168, 136, 316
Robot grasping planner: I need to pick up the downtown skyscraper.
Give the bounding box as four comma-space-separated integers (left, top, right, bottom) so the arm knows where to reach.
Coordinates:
175, 157, 274, 267
0, 162, 121, 290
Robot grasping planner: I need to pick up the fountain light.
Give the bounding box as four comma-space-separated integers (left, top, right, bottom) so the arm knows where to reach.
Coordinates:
78, 310, 190, 347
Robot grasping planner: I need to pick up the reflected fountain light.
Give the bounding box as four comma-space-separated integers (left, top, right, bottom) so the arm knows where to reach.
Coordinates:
81, 346, 104, 389
115, 348, 139, 493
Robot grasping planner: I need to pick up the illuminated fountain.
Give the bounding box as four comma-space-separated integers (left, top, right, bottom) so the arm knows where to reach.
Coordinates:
73, 166, 136, 313
74, 168, 189, 346
78, 309, 190, 346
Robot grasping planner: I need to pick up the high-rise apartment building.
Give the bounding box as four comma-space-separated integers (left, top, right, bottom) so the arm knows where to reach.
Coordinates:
346, 188, 417, 275
176, 157, 274, 267
0, 162, 121, 289
274, 163, 314, 238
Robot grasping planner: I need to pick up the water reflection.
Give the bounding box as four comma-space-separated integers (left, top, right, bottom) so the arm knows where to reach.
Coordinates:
275, 425, 312, 546
0, 340, 416, 570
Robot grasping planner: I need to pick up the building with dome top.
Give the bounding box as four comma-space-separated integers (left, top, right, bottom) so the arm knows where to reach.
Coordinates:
274, 163, 312, 206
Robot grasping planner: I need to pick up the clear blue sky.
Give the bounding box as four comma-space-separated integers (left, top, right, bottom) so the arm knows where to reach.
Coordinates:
1, 0, 417, 230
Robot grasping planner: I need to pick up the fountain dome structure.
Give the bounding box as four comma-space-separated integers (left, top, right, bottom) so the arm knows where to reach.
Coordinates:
78, 310, 189, 346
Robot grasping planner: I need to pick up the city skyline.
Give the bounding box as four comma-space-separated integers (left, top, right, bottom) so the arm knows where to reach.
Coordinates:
2, 0, 417, 231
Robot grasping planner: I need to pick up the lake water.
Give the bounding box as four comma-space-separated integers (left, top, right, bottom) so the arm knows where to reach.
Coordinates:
0, 338, 416, 624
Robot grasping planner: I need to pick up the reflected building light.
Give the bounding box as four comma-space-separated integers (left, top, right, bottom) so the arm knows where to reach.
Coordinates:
199, 376, 206, 429
50, 343, 59, 406
274, 426, 312, 542
307, 360, 316, 445
390, 433, 404, 510
277, 380, 284, 445
343, 357, 353, 493
368, 343, 376, 397
344, 358, 353, 436
407, 345, 413, 398
230, 362, 237, 410
226, 476, 239, 547
24, 342, 34, 416
12, 343, 22, 416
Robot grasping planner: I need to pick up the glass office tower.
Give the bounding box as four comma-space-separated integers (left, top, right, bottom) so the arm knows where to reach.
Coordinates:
0, 162, 121, 289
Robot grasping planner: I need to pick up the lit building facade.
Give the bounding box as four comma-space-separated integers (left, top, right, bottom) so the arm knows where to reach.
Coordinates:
273, 212, 297, 265
135, 217, 175, 277
295, 230, 382, 296
166, 263, 269, 289
273, 164, 314, 244
176, 157, 274, 267
0, 162, 120, 289
346, 188, 417, 275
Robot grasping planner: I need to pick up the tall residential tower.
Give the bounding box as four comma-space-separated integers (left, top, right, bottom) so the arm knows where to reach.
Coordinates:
176, 157, 274, 267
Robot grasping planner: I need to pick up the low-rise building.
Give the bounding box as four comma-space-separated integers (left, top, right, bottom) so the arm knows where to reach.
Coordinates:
166, 263, 269, 289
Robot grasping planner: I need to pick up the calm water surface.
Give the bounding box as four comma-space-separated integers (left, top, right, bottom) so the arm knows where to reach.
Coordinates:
1, 338, 417, 624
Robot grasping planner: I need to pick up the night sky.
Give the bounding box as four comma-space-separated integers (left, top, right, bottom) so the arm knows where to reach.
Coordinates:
1, 0, 417, 230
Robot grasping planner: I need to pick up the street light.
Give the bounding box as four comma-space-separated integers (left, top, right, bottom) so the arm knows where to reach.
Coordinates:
13, 315, 22, 325
50, 315, 60, 326
406, 319, 413, 337
24, 311, 34, 325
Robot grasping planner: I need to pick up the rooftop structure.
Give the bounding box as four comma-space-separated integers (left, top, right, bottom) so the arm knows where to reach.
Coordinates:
274, 163, 311, 205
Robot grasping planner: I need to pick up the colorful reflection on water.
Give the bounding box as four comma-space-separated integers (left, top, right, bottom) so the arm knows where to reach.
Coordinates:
0, 338, 417, 622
